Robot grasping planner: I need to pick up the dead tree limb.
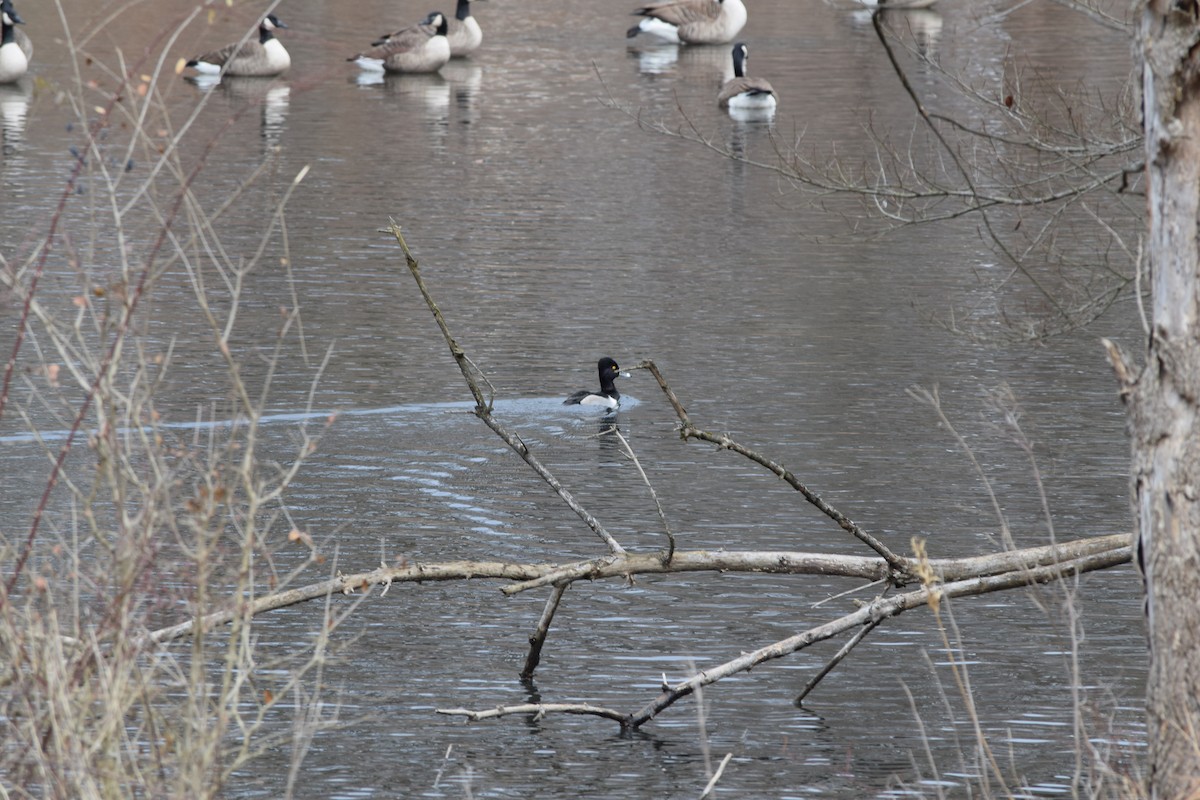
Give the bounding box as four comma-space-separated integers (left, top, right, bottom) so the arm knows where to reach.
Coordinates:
142, 537, 1130, 647
622, 544, 1129, 729
635, 358, 910, 575
521, 584, 569, 682
433, 547, 1129, 730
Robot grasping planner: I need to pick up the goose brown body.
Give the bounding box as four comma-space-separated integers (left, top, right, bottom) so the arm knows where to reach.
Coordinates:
187, 14, 290, 77
627, 0, 747, 45
353, 11, 451, 74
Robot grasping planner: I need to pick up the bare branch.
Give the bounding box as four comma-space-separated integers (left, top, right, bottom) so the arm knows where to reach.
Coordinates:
521, 584, 568, 682
634, 359, 909, 574
623, 545, 1129, 729
142, 535, 1130, 646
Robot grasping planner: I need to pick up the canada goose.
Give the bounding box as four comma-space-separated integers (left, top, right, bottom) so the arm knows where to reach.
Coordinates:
351, 11, 451, 74
564, 358, 631, 409
186, 13, 290, 78
447, 0, 483, 57
2, 0, 30, 59
374, 0, 481, 58
717, 42, 776, 113
627, 0, 747, 45
0, 0, 29, 83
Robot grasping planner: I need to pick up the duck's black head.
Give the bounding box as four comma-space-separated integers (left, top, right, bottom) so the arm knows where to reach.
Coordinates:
597, 357, 623, 391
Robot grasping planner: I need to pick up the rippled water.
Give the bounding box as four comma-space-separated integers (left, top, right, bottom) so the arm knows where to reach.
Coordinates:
0, 0, 1143, 796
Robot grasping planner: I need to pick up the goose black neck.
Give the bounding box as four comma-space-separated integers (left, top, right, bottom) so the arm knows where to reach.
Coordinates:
732, 46, 747, 79
456, 0, 472, 22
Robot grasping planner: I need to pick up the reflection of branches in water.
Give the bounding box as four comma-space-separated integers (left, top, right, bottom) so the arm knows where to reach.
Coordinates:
597, 6, 1141, 341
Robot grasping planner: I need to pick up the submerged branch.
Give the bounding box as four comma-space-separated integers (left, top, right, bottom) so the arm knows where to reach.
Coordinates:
427, 544, 1130, 731
521, 584, 569, 682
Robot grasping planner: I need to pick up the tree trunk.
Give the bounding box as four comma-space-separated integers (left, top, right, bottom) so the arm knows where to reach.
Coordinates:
1122, 4, 1200, 797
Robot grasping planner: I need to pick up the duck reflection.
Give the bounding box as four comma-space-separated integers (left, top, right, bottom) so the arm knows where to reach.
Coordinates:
597, 418, 624, 448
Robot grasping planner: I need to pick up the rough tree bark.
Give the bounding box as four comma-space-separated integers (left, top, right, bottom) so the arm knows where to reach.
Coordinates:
1108, 3, 1200, 797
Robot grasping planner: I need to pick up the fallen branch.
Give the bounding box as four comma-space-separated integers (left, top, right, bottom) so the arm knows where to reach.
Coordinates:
141, 536, 1131, 646
700, 753, 734, 799
432, 545, 1129, 731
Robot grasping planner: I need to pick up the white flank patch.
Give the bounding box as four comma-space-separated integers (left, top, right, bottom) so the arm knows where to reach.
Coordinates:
354, 56, 386, 72
634, 18, 681, 44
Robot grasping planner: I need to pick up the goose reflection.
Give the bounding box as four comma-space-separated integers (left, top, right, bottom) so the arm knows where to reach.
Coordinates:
0, 81, 29, 154
353, 71, 452, 114
629, 39, 732, 78
628, 42, 679, 75
221, 77, 290, 149
439, 59, 482, 121
187, 75, 291, 151
849, 6, 943, 56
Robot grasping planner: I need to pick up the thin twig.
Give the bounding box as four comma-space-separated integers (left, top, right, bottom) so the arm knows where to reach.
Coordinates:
603, 424, 676, 563
699, 753, 733, 799
794, 617, 883, 706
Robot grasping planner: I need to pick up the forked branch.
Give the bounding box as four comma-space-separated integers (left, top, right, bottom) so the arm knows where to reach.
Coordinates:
633, 359, 910, 576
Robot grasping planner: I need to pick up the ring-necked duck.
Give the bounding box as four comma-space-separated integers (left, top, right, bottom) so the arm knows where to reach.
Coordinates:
564, 357, 630, 409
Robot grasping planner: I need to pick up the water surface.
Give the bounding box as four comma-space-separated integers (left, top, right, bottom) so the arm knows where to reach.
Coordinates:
0, 0, 1143, 796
